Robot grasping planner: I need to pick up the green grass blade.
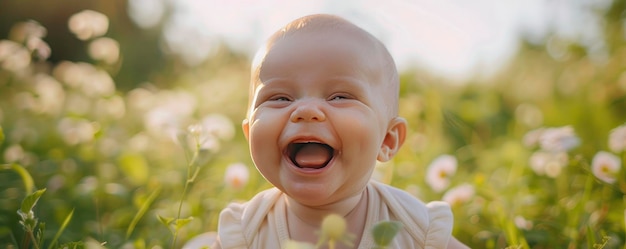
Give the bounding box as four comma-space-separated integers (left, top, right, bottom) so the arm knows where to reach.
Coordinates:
2, 163, 35, 194
126, 187, 161, 239
586, 225, 596, 249
0, 125, 5, 145
47, 209, 74, 249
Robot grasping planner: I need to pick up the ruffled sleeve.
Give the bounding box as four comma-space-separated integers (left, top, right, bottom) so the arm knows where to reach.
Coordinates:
370, 181, 453, 249
215, 201, 248, 249
214, 188, 283, 249
424, 201, 453, 249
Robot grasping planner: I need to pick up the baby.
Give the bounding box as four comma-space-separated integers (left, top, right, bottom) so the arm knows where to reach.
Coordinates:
213, 14, 469, 249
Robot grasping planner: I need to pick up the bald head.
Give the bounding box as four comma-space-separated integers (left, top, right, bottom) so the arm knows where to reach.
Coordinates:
249, 14, 400, 117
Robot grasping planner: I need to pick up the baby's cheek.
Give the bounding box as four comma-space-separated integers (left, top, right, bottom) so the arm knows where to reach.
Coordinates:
249, 120, 277, 149
249, 111, 285, 157
335, 116, 382, 148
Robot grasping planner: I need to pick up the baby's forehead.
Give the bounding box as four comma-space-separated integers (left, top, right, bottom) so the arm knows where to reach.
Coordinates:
258, 16, 396, 78
271, 15, 376, 48
257, 31, 391, 88
267, 30, 377, 66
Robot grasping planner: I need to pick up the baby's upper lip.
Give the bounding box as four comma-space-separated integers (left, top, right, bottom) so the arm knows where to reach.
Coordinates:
290, 136, 325, 144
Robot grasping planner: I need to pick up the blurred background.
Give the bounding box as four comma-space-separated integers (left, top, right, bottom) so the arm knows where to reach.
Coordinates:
1, 0, 626, 248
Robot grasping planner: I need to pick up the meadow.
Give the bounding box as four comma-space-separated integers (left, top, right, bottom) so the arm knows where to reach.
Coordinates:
1, 4, 626, 249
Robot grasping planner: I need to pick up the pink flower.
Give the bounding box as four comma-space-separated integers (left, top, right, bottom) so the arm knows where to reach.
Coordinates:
609, 124, 626, 153
68, 10, 109, 40
185, 114, 235, 152
591, 151, 621, 184
9, 20, 47, 42
88, 37, 119, 64
538, 126, 580, 152
514, 216, 533, 230
528, 151, 568, 178
200, 114, 235, 141
0, 40, 31, 71
224, 163, 249, 189
57, 117, 97, 145
442, 184, 475, 206
523, 128, 545, 148
425, 155, 457, 192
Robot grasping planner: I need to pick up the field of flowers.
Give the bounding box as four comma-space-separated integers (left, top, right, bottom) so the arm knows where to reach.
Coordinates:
1, 4, 626, 249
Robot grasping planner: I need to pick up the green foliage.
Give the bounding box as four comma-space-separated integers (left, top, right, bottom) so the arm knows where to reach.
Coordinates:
57, 241, 84, 249
371, 221, 402, 248
157, 215, 195, 233
15, 188, 45, 249
285, 218, 403, 249
4, 163, 35, 194
158, 214, 195, 248
126, 187, 160, 239
118, 153, 150, 186
48, 209, 75, 249
18, 188, 46, 230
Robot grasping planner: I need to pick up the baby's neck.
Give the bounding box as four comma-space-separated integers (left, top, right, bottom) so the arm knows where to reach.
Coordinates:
285, 189, 369, 247
285, 192, 363, 225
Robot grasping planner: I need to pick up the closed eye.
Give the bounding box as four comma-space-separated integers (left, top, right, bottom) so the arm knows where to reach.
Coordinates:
271, 96, 291, 101
329, 94, 351, 101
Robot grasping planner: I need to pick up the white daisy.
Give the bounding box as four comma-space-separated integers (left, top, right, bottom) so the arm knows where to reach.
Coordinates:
425, 155, 457, 192
591, 151, 621, 184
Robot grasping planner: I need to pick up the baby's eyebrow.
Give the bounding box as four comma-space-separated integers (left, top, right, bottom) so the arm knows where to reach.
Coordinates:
253, 79, 292, 96
325, 77, 370, 91
326, 76, 366, 85
257, 75, 291, 85
255, 75, 371, 96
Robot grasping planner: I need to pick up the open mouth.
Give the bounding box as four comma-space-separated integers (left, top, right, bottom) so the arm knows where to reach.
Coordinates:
287, 142, 335, 169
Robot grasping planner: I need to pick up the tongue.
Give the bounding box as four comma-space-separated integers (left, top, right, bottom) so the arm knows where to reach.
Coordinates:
295, 144, 332, 168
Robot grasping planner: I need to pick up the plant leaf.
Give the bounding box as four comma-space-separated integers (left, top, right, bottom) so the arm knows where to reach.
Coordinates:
174, 217, 194, 231
126, 187, 161, 239
20, 188, 46, 214
157, 214, 175, 227
371, 221, 402, 247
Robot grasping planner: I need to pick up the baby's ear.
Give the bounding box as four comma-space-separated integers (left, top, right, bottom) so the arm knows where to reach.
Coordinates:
377, 117, 407, 162
242, 119, 250, 141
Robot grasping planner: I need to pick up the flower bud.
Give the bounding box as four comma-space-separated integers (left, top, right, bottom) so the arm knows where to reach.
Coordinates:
321, 214, 347, 241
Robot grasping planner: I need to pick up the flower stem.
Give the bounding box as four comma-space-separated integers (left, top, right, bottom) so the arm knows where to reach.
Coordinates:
171, 135, 201, 248
28, 230, 40, 249
623, 195, 626, 249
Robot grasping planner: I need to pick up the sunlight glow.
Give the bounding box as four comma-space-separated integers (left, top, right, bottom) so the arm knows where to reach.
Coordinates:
129, 0, 612, 81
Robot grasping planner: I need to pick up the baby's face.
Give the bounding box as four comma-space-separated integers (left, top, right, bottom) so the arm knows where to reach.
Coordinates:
243, 28, 396, 206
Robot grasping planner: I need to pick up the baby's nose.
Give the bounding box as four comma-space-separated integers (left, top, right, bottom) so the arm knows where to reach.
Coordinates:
290, 100, 326, 122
